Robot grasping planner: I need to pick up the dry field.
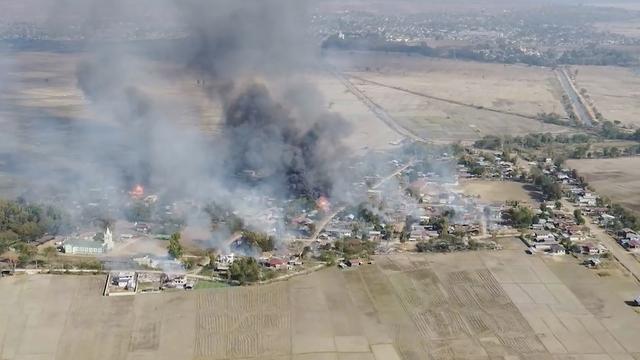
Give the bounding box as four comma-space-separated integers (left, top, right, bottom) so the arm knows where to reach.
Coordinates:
595, 21, 640, 39
574, 65, 640, 127
0, 51, 398, 157
461, 180, 541, 204
3, 240, 640, 360
327, 53, 571, 141
567, 157, 640, 213
308, 72, 399, 151
0, 51, 224, 136
591, 1, 640, 11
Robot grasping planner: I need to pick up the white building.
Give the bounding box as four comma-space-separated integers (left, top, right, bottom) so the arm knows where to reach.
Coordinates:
63, 228, 114, 255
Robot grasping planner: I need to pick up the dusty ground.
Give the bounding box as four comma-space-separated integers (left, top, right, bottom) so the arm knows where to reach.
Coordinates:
308, 71, 399, 151
574, 65, 640, 127
567, 157, 640, 213
0, 51, 399, 151
0, 50, 403, 198
0, 51, 224, 135
326, 52, 571, 141
3, 240, 640, 360
595, 20, 640, 38
461, 180, 541, 204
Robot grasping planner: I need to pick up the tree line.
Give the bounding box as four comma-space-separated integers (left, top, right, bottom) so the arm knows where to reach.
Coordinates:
0, 199, 71, 254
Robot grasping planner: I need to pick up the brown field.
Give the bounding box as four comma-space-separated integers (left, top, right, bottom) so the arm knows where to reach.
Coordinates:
567, 157, 640, 213
0, 51, 399, 158
595, 21, 640, 38
461, 180, 541, 204
327, 52, 571, 142
574, 65, 640, 127
591, 1, 640, 11
3, 240, 640, 360
0, 50, 576, 162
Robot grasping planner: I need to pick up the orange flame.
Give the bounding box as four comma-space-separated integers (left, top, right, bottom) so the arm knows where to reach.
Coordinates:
316, 196, 331, 213
129, 184, 144, 198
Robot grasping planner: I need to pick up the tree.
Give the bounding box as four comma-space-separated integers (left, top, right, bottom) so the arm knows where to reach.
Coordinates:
182, 257, 195, 270
241, 231, 275, 252
126, 201, 152, 222
554, 201, 562, 210
168, 232, 183, 259
509, 206, 535, 228
540, 203, 548, 213
229, 257, 260, 284
17, 244, 37, 266
574, 209, 585, 225
41, 246, 57, 262
383, 224, 395, 241
15, 222, 43, 242
0, 230, 18, 254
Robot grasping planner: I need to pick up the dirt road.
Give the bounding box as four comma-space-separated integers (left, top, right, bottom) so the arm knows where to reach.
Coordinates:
562, 199, 640, 281
330, 68, 428, 143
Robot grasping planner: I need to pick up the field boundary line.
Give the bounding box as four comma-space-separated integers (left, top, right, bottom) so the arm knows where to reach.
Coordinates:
347, 74, 549, 122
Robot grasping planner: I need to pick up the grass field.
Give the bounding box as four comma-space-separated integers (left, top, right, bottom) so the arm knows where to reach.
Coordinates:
3, 239, 640, 359
194, 280, 229, 290
461, 180, 541, 204
568, 157, 640, 213
326, 52, 572, 141
574, 65, 640, 127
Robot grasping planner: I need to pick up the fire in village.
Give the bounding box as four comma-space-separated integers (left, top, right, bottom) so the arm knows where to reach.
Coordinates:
2, 131, 520, 295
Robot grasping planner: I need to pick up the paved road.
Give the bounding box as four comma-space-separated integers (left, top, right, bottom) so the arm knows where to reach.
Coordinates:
555, 68, 594, 127
562, 200, 640, 281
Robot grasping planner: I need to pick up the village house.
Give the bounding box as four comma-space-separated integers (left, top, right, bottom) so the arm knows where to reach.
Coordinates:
600, 214, 616, 226
578, 193, 598, 207
548, 244, 566, 256
622, 239, 640, 251
135, 222, 151, 234
265, 257, 286, 269
346, 259, 363, 267
162, 274, 189, 289
581, 243, 608, 256
215, 253, 235, 272
111, 272, 136, 289
534, 231, 556, 243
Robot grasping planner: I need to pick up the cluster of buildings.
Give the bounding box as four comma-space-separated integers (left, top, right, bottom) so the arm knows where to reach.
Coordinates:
526, 210, 609, 258
524, 162, 622, 261
313, 7, 638, 64
212, 252, 304, 275
459, 150, 517, 180
104, 271, 196, 296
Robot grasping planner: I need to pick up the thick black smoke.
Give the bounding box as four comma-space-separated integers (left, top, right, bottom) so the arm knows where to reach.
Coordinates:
222, 83, 350, 198
2, 0, 357, 242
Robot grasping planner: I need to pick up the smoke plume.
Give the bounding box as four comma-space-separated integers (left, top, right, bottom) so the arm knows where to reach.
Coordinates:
1, 0, 355, 247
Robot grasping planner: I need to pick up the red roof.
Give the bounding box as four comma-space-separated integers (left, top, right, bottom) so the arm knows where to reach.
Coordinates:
268, 258, 286, 266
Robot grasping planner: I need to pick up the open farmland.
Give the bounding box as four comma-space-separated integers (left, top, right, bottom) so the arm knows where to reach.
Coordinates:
568, 157, 640, 213
595, 20, 640, 39
3, 243, 640, 359
0, 51, 224, 136
0, 51, 398, 161
461, 180, 541, 204
326, 52, 572, 142
574, 65, 640, 127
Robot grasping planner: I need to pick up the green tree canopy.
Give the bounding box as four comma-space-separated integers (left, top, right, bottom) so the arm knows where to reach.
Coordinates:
168, 232, 183, 259
229, 257, 260, 284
